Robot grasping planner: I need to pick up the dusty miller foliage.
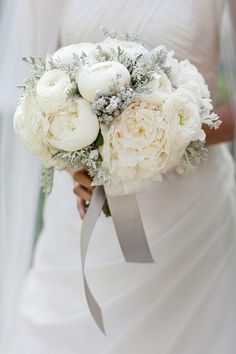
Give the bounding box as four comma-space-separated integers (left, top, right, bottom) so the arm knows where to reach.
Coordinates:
93, 45, 117, 62
92, 86, 135, 125
17, 57, 47, 96
102, 28, 142, 42
52, 145, 109, 182
176, 141, 208, 176
91, 43, 170, 125
18, 54, 84, 98
117, 47, 170, 91
40, 167, 55, 196
40, 146, 107, 197
202, 112, 222, 130
49, 53, 86, 96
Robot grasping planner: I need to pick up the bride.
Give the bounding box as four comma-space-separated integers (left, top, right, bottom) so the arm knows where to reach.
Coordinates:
6, 0, 236, 353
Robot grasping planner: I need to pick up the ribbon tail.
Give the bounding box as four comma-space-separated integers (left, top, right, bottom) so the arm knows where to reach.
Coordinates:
81, 186, 106, 334
106, 194, 154, 263
81, 187, 153, 333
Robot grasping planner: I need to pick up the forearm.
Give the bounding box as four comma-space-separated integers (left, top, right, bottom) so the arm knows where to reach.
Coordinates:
204, 102, 235, 145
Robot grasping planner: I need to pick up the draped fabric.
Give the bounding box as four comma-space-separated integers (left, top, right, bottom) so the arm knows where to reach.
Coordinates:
7, 1, 236, 353
0, 1, 64, 351
221, 0, 236, 157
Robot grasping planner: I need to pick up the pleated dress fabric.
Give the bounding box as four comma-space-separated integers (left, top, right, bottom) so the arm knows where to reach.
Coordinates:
9, 1, 236, 353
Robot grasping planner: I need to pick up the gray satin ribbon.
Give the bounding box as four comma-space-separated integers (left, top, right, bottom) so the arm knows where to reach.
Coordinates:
81, 186, 106, 334
80, 186, 154, 334
106, 193, 154, 263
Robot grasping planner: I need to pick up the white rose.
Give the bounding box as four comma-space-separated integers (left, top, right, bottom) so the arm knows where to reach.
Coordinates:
100, 98, 174, 196
52, 43, 96, 65
47, 98, 99, 152
162, 88, 205, 150
36, 69, 71, 114
13, 96, 49, 154
98, 37, 148, 58
76, 61, 131, 102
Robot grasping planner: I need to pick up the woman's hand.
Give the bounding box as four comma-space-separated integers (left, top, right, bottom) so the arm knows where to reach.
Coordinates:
73, 168, 93, 219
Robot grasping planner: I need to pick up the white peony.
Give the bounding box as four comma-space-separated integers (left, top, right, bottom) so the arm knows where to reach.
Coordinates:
36, 69, 71, 114
47, 98, 99, 152
52, 43, 96, 65
13, 96, 49, 154
76, 61, 131, 102
100, 98, 175, 196
98, 37, 148, 58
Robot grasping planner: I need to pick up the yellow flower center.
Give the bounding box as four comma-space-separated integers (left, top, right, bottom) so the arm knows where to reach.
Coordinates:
179, 113, 186, 126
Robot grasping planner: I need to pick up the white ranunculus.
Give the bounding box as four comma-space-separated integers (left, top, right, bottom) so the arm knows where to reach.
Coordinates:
13, 96, 49, 154
175, 60, 210, 104
47, 98, 99, 152
52, 43, 96, 65
100, 99, 175, 196
166, 52, 182, 85
36, 69, 71, 114
151, 47, 209, 106
163, 88, 205, 149
76, 61, 131, 102
98, 37, 148, 58
144, 72, 173, 105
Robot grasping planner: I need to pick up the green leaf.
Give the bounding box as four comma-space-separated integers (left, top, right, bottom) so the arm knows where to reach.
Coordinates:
95, 132, 104, 147
102, 200, 111, 217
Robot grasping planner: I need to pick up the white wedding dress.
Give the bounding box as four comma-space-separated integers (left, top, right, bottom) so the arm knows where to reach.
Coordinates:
9, 0, 236, 353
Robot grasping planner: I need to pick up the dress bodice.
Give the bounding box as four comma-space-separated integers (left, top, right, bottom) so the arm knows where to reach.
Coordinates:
60, 0, 226, 97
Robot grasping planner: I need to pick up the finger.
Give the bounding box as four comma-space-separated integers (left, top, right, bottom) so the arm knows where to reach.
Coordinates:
73, 185, 92, 201
77, 198, 86, 219
73, 169, 92, 188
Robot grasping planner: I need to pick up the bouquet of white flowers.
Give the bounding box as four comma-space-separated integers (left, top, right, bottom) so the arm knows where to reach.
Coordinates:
14, 31, 220, 198
14, 30, 221, 333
